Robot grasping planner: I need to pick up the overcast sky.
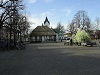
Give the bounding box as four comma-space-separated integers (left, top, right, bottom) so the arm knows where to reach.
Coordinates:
23, 0, 100, 30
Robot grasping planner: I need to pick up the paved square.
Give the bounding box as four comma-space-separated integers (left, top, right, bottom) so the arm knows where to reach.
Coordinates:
0, 42, 100, 75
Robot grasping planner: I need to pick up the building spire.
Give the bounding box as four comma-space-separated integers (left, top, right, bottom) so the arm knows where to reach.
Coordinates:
44, 15, 50, 27
44, 16, 50, 24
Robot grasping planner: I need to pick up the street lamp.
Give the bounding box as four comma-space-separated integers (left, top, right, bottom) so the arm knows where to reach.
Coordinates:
59, 30, 62, 42
6, 28, 9, 50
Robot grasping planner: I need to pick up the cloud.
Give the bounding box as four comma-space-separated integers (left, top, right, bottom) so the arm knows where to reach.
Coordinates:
63, 9, 71, 16
29, 0, 37, 3
28, 15, 43, 29
27, 10, 56, 29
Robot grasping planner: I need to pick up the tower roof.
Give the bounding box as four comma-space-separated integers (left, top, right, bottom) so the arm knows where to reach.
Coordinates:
44, 16, 50, 24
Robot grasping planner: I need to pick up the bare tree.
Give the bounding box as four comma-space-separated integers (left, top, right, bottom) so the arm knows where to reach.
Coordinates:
0, 0, 25, 44
0, 0, 10, 29
17, 14, 30, 41
72, 10, 91, 31
67, 22, 76, 36
56, 22, 65, 33
0, 0, 30, 50
95, 17, 100, 40
95, 17, 100, 30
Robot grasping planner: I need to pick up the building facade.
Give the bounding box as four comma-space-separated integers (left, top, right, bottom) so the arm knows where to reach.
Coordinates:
30, 16, 56, 43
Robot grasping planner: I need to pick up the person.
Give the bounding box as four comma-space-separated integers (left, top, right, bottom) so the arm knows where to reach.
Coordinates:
61, 39, 62, 42
70, 39, 73, 45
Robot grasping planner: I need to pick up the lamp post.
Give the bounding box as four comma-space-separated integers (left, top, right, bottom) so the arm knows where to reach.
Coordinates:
59, 30, 62, 42
6, 28, 9, 50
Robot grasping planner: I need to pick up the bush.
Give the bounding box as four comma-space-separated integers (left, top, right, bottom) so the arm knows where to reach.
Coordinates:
74, 29, 90, 43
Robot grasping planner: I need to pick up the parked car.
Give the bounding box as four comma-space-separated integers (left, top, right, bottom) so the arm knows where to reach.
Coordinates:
81, 41, 97, 46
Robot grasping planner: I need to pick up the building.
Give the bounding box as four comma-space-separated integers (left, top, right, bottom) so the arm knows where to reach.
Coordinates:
30, 16, 56, 43
53, 29, 64, 41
